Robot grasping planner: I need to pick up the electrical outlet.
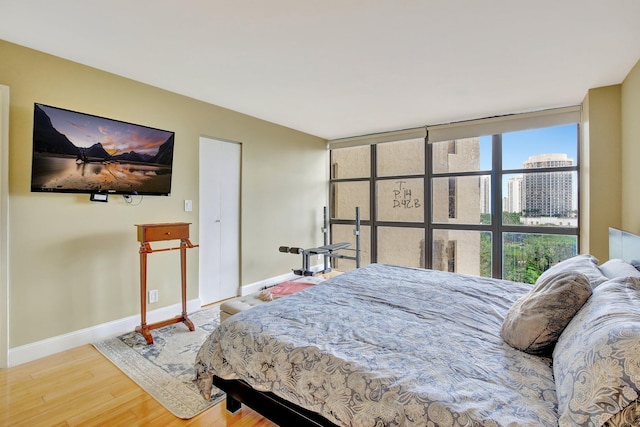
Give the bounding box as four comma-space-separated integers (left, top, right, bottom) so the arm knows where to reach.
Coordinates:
148, 289, 159, 304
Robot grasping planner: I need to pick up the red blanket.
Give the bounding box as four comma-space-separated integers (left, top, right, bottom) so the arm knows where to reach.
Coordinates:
259, 281, 314, 301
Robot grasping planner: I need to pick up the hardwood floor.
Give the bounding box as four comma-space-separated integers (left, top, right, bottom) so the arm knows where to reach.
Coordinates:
0, 345, 278, 426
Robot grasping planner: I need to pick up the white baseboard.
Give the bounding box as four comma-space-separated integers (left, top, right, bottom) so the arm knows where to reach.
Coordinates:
241, 264, 325, 296
8, 268, 328, 367
8, 298, 202, 367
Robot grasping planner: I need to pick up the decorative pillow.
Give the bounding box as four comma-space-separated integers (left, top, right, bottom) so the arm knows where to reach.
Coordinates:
536, 254, 608, 288
599, 259, 640, 280
553, 277, 640, 427
501, 271, 591, 355
602, 403, 640, 427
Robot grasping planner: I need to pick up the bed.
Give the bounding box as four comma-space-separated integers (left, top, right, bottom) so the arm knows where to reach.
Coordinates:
194, 228, 640, 427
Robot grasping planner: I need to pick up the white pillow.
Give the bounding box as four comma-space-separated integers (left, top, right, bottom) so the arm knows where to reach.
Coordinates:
599, 258, 640, 279
553, 277, 640, 426
536, 254, 608, 288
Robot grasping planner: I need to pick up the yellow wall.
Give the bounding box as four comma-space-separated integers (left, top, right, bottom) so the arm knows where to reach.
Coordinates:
621, 59, 640, 233
580, 85, 622, 262
2, 35, 638, 353
0, 40, 327, 348
581, 58, 640, 260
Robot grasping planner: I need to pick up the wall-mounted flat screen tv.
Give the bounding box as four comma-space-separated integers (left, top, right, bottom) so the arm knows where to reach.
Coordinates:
31, 103, 175, 196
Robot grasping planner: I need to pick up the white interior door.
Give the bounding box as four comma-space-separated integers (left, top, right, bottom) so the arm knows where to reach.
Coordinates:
199, 136, 240, 305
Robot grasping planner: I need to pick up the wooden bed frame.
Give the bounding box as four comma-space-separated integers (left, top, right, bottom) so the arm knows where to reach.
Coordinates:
212, 227, 640, 427
213, 376, 339, 427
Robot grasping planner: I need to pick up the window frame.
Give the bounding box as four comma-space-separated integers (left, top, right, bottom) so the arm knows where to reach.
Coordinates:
328, 107, 581, 280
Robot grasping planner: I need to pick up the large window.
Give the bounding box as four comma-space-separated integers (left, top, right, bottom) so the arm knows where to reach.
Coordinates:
329, 108, 580, 283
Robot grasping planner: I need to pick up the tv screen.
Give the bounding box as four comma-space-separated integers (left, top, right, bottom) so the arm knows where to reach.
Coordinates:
31, 103, 175, 196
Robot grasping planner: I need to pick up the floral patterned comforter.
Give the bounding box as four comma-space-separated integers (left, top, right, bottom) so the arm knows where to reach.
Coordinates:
194, 264, 558, 426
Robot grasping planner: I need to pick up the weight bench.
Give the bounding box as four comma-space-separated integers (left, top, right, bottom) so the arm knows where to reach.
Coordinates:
279, 242, 351, 276
279, 206, 362, 276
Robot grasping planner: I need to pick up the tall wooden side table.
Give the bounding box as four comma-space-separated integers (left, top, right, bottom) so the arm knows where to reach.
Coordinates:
135, 222, 198, 344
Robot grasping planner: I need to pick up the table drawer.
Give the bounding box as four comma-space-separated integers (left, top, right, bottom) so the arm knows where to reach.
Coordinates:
137, 223, 190, 242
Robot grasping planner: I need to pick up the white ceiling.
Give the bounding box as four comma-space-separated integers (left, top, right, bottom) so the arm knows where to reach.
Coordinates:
1, 1, 639, 140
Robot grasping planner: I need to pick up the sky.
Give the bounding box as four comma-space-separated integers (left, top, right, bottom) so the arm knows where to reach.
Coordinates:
39, 104, 173, 156
479, 124, 578, 170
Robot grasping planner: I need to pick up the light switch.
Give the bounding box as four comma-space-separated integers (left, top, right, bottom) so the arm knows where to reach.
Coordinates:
184, 200, 193, 212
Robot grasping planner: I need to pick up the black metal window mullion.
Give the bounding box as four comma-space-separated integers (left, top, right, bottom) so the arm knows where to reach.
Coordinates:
424, 135, 432, 269
369, 144, 377, 263
491, 134, 502, 278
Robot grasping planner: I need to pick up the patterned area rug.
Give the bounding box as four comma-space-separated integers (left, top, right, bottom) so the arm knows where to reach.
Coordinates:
93, 305, 224, 419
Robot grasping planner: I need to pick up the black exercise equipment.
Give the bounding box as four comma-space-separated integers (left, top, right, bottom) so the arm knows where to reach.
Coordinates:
280, 207, 361, 276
